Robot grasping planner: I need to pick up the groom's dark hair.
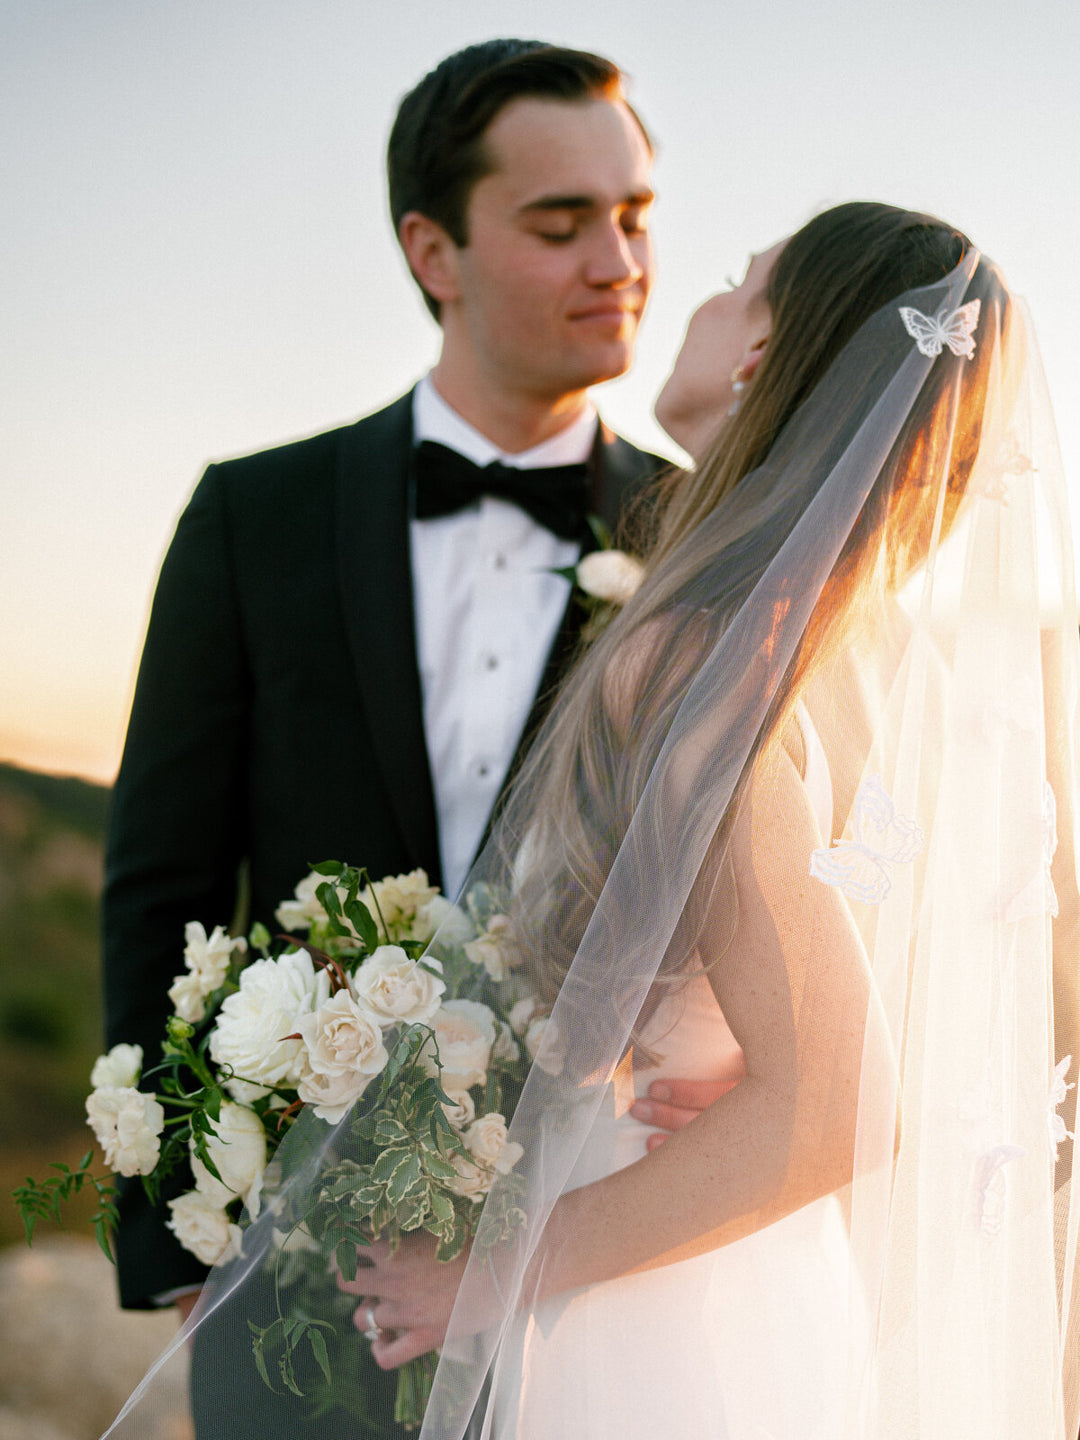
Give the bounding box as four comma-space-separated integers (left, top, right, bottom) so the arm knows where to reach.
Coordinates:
388, 40, 650, 318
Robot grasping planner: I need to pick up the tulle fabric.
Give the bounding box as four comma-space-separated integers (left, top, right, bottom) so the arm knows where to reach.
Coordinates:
102, 253, 1080, 1440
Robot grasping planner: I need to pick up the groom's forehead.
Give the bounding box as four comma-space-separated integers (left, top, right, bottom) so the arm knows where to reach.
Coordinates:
483, 96, 651, 186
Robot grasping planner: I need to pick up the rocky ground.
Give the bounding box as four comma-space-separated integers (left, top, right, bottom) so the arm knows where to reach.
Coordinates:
0, 1237, 190, 1440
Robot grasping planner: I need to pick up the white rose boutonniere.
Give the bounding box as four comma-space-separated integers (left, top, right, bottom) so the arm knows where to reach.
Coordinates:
575, 549, 646, 606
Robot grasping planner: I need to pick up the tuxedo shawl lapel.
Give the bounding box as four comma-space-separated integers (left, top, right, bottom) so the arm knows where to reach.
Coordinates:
335, 392, 441, 880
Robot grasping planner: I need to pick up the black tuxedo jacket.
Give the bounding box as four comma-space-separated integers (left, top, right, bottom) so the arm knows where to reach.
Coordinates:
102, 390, 662, 1307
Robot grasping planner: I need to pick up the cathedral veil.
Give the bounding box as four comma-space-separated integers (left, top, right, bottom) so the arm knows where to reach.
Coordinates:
102, 251, 1079, 1440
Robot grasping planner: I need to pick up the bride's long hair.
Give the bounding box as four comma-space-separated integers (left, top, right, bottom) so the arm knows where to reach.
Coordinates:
498, 202, 1011, 1008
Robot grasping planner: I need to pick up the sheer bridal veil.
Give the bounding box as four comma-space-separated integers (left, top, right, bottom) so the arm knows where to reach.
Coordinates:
104, 246, 1079, 1439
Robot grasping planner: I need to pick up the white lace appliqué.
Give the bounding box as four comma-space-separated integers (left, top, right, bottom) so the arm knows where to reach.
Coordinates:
1049, 1055, 1076, 1162
899, 298, 981, 360
809, 775, 924, 904
959, 1068, 1027, 1236
1005, 780, 1059, 922
979, 676, 1039, 748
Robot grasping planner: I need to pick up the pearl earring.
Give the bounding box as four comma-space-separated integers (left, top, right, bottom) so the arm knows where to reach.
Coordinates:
728, 364, 748, 417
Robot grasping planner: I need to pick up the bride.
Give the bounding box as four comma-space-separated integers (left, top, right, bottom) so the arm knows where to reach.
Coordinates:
104, 201, 1080, 1439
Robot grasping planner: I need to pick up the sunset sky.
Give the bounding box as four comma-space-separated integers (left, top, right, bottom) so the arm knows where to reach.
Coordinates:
3, 0, 1078, 783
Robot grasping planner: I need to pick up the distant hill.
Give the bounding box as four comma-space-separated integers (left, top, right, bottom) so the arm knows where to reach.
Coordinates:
0, 762, 110, 1245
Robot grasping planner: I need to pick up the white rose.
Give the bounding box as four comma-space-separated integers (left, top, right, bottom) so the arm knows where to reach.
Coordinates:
90, 1043, 143, 1090
362, 870, 439, 938
274, 871, 328, 932
166, 1190, 243, 1267
297, 1066, 377, 1125
209, 949, 331, 1101
576, 550, 646, 606
441, 1090, 476, 1130
168, 970, 208, 1023
183, 921, 245, 992
422, 1000, 496, 1093
86, 1086, 165, 1177
463, 914, 521, 982
190, 1101, 268, 1218
463, 1113, 524, 1176
446, 1113, 523, 1201
414, 895, 475, 946
524, 1015, 563, 1075
296, 990, 389, 1082
351, 946, 445, 1026
508, 996, 540, 1036
445, 1153, 491, 1201
491, 1021, 519, 1064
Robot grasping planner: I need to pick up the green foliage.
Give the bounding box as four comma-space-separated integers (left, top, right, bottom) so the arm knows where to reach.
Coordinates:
12, 1150, 118, 1260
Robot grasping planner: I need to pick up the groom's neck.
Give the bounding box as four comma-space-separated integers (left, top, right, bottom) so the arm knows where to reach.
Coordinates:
428, 354, 591, 456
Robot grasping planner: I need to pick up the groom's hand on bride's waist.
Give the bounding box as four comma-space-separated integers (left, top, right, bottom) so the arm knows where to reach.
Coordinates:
629, 1074, 744, 1151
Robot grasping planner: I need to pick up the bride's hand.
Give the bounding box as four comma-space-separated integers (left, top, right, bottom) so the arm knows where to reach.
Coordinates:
338, 1232, 470, 1369
630, 1074, 744, 1149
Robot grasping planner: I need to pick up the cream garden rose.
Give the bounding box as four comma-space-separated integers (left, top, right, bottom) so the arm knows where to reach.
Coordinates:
423, 1000, 497, 1094
167, 922, 247, 1022
295, 990, 390, 1123
446, 1113, 524, 1201
190, 1100, 268, 1218
274, 871, 330, 932
85, 1086, 165, 1177
89, 1043, 143, 1090
508, 996, 541, 1036
524, 1015, 563, 1076
576, 550, 645, 606
209, 949, 332, 1101
413, 895, 475, 946
361, 869, 439, 939
463, 914, 521, 982
351, 945, 445, 1026
166, 1190, 242, 1267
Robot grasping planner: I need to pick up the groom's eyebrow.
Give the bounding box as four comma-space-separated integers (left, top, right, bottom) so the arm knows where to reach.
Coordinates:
519, 187, 656, 214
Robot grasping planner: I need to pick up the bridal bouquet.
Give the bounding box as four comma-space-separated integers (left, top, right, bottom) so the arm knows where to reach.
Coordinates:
14, 862, 542, 1428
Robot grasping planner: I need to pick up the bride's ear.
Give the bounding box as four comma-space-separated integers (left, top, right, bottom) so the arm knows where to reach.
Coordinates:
398, 212, 462, 307
735, 335, 769, 385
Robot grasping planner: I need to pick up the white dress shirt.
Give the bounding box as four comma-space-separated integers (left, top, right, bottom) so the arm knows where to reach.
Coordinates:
411, 376, 598, 899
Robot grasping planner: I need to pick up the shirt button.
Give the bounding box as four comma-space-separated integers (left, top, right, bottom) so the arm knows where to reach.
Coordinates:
484, 654, 500, 672
477, 762, 491, 778
492, 553, 507, 570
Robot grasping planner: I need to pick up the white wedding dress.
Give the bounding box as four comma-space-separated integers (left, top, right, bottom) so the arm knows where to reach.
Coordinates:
491, 711, 866, 1440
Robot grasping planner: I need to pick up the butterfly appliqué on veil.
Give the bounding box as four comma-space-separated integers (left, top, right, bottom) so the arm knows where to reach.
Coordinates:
899, 298, 981, 360
809, 775, 925, 905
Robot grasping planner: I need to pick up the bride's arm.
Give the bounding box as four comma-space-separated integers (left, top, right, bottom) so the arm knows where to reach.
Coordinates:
529, 743, 881, 1298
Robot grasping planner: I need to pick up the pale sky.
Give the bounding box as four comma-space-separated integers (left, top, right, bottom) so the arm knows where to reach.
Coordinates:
3, 0, 1078, 782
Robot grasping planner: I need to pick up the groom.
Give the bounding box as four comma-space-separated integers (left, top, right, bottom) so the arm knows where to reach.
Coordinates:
103, 37, 661, 1438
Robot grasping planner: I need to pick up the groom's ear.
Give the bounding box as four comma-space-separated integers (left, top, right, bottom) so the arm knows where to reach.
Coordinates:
398, 212, 462, 310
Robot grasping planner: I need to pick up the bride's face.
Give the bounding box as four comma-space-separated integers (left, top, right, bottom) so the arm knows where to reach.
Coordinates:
654, 239, 785, 460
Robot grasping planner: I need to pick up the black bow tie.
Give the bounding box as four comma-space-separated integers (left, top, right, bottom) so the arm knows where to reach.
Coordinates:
413, 440, 590, 541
